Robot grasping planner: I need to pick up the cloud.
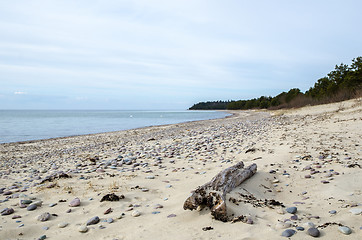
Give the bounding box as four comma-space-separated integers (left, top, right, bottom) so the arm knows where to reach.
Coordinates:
14, 91, 27, 95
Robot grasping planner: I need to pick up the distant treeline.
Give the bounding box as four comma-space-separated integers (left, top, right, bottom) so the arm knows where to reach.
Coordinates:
189, 57, 362, 110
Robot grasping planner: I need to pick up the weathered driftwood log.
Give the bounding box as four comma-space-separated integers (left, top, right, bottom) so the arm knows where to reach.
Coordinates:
183, 162, 257, 222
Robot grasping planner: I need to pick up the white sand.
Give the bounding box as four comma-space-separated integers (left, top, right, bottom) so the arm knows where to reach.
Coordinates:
0, 98, 361, 240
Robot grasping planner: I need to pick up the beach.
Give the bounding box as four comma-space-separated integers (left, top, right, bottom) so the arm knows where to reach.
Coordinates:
0, 98, 361, 240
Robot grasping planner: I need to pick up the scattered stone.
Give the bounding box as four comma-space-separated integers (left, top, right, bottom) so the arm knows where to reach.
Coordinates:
38, 235, 47, 240
307, 227, 320, 237
131, 211, 141, 217
286, 207, 297, 214
12, 215, 21, 219
167, 214, 177, 218
329, 210, 337, 214
86, 216, 100, 225
296, 226, 304, 231
69, 197, 80, 207
349, 208, 362, 215
338, 226, 352, 235
58, 222, 68, 228
281, 229, 296, 237
78, 225, 88, 233
276, 222, 292, 229
49, 203, 57, 207
304, 222, 315, 228
37, 212, 51, 222
104, 208, 112, 215
107, 218, 114, 223
146, 176, 155, 179
27, 204, 37, 211
1, 207, 14, 216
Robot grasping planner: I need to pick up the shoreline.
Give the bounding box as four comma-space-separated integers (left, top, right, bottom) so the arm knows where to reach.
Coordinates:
0, 99, 361, 240
0, 110, 234, 146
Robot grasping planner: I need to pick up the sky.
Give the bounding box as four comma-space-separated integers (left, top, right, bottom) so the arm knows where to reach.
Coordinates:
0, 0, 361, 110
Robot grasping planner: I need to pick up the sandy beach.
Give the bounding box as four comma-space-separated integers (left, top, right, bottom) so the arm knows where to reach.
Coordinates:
0, 98, 361, 240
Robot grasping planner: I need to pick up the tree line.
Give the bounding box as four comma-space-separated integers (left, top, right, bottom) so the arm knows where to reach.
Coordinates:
189, 56, 361, 110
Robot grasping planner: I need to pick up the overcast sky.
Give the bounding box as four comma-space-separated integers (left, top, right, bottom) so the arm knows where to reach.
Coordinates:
1, 0, 361, 110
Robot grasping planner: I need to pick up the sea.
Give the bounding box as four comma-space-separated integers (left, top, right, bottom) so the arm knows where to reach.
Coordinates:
0, 110, 230, 143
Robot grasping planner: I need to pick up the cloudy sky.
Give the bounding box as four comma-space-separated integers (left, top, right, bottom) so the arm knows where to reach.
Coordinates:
1, 0, 361, 110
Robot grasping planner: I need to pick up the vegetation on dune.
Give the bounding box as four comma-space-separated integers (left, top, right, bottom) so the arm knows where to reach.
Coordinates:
189, 57, 362, 110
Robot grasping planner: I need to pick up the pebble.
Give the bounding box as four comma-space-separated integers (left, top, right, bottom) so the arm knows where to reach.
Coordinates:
27, 204, 37, 211
276, 222, 292, 229
349, 208, 362, 215
49, 203, 57, 207
146, 176, 155, 179
338, 226, 352, 235
107, 218, 114, 223
167, 214, 176, 218
58, 222, 68, 228
33, 200, 43, 206
78, 225, 88, 233
290, 215, 298, 220
152, 211, 161, 214
69, 197, 80, 207
12, 215, 21, 219
329, 210, 337, 214
1, 207, 14, 216
86, 216, 100, 225
296, 226, 304, 231
281, 229, 296, 237
303, 222, 315, 228
132, 210, 141, 217
38, 235, 47, 240
307, 227, 320, 237
37, 212, 51, 222
286, 207, 297, 214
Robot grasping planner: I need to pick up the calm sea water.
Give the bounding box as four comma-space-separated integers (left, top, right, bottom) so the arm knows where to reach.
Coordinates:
0, 110, 230, 143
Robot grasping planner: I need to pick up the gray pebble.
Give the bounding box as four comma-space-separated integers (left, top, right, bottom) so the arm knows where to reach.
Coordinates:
1, 207, 14, 216
37, 212, 51, 222
338, 226, 352, 235
281, 229, 296, 237
27, 204, 37, 211
307, 227, 320, 237
296, 226, 304, 231
86, 216, 100, 225
329, 210, 337, 214
286, 207, 297, 214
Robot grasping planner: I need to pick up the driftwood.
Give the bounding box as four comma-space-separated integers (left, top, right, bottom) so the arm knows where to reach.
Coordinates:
183, 161, 257, 222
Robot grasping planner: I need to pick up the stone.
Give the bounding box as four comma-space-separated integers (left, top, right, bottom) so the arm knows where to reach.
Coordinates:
33, 200, 43, 206
303, 222, 315, 228
78, 225, 88, 233
349, 208, 362, 215
58, 222, 68, 228
37, 212, 51, 222
286, 207, 297, 214
338, 226, 352, 235
38, 235, 47, 240
107, 218, 113, 223
132, 210, 141, 217
329, 210, 337, 214
27, 204, 37, 211
307, 227, 320, 237
296, 226, 304, 231
69, 197, 80, 207
281, 229, 296, 237
1, 207, 14, 216
86, 216, 100, 225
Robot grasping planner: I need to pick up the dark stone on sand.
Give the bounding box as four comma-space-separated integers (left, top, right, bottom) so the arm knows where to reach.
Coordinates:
86, 216, 100, 225
307, 227, 320, 237
1, 207, 14, 215
27, 204, 37, 211
100, 193, 124, 202
296, 226, 304, 231
281, 229, 296, 237
286, 207, 297, 214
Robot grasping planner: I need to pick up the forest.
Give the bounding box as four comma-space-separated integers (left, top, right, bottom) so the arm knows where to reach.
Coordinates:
189, 57, 362, 110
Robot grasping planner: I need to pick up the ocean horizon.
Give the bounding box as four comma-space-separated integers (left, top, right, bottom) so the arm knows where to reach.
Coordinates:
0, 110, 230, 143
